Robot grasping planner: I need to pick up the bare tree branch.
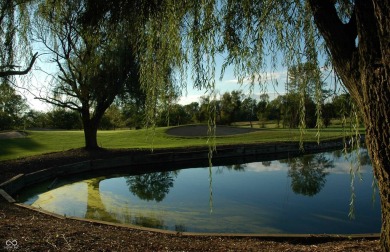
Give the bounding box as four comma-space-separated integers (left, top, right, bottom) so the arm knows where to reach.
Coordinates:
34, 96, 81, 111
0, 52, 38, 78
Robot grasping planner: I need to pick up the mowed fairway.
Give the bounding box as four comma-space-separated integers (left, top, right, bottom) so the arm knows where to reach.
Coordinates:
0, 125, 359, 161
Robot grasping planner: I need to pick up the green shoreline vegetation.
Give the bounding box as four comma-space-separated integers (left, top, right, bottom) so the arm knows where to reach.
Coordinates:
0, 124, 365, 161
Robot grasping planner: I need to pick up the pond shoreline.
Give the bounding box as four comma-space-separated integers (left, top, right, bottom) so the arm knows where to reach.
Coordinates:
0, 136, 381, 251
0, 138, 349, 197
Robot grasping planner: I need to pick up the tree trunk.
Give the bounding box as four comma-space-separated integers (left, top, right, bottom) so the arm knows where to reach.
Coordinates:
83, 120, 99, 150
309, 1, 390, 250
362, 66, 390, 252
356, 2, 390, 249
81, 108, 101, 150
348, 41, 390, 252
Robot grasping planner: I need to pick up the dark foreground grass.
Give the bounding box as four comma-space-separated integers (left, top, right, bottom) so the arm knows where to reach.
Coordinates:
0, 126, 360, 161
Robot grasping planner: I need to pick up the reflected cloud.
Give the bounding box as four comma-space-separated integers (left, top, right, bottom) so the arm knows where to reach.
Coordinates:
245, 161, 287, 172
31, 182, 87, 217
222, 71, 288, 85
325, 162, 372, 174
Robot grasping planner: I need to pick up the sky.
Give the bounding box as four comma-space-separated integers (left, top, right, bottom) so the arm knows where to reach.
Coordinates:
16, 45, 339, 112
18, 52, 289, 112
177, 66, 288, 105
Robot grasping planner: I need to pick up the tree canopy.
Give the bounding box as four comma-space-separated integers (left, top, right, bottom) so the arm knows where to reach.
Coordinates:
31, 0, 145, 148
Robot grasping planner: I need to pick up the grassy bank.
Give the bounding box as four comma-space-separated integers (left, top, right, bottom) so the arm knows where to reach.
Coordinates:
0, 126, 363, 161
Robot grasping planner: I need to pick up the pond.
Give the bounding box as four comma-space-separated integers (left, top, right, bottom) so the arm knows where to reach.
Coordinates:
19, 148, 381, 234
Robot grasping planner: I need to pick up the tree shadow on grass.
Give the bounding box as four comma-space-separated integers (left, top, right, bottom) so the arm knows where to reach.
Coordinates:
0, 137, 44, 159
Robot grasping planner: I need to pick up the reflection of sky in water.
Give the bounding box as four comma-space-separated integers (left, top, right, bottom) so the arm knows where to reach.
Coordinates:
20, 148, 380, 234
30, 183, 87, 217
246, 148, 372, 174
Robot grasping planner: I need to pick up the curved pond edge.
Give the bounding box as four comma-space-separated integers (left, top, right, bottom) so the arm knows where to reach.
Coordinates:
0, 138, 352, 197
1, 137, 379, 239
13, 201, 380, 241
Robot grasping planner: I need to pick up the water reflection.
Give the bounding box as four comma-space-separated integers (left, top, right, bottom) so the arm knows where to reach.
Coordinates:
133, 216, 165, 229
224, 164, 246, 171
283, 154, 334, 196
19, 148, 380, 234
333, 148, 371, 166
85, 177, 118, 223
262, 161, 272, 167
125, 171, 178, 202
87, 176, 169, 229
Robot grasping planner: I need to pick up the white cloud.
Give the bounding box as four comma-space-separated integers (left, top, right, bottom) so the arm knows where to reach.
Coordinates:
245, 161, 287, 172
221, 70, 288, 86
178, 94, 202, 105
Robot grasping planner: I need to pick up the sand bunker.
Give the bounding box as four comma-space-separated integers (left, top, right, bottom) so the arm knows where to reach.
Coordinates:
166, 125, 259, 137
0, 131, 27, 139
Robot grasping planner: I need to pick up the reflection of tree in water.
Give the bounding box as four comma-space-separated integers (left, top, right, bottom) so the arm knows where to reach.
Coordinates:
284, 154, 334, 196
262, 161, 272, 167
175, 224, 187, 232
358, 149, 371, 166
85, 177, 118, 223
125, 171, 178, 202
333, 148, 371, 166
133, 216, 165, 229
224, 164, 246, 171
354, 148, 371, 166
215, 164, 246, 175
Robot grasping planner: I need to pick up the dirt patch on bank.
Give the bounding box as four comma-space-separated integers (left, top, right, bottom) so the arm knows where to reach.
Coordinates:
166, 125, 260, 137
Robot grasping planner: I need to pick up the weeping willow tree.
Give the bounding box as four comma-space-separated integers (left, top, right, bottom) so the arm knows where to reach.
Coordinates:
31, 0, 148, 149
134, 0, 390, 250
0, 0, 37, 79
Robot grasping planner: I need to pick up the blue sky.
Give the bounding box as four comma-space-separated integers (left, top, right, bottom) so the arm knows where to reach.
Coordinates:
19, 52, 289, 111
177, 68, 288, 105
19, 48, 339, 111
177, 52, 289, 105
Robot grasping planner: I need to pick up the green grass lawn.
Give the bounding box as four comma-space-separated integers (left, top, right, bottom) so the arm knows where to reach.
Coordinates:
0, 126, 364, 161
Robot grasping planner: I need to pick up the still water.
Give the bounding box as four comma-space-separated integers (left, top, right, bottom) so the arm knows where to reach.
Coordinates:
19, 148, 381, 234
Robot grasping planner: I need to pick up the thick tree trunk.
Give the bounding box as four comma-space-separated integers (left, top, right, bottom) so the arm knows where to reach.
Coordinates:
363, 66, 390, 252
309, 1, 390, 250
83, 120, 99, 150
79, 95, 114, 150
358, 2, 390, 249
81, 108, 101, 150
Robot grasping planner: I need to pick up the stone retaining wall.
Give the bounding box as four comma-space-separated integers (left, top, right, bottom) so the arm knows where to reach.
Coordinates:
0, 139, 347, 199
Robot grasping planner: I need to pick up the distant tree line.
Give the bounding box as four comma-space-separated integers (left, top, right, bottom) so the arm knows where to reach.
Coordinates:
1, 79, 356, 131
154, 90, 355, 129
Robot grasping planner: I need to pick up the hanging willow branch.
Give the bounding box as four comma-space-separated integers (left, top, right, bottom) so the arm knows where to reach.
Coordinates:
137, 0, 338, 155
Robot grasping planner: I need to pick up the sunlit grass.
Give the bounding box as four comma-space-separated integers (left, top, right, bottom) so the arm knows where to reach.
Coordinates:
0, 126, 361, 161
